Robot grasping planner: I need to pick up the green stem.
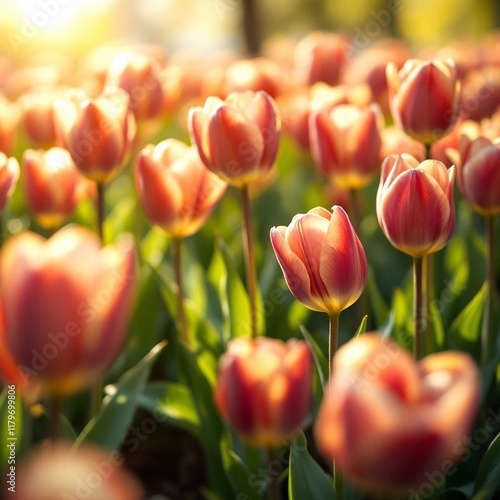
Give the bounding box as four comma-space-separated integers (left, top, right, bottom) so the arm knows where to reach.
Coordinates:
328, 312, 340, 376
173, 237, 189, 345
481, 215, 496, 368
90, 380, 103, 418
266, 447, 282, 500
413, 256, 424, 360
49, 395, 62, 444
96, 182, 105, 243
424, 142, 432, 160
239, 184, 259, 339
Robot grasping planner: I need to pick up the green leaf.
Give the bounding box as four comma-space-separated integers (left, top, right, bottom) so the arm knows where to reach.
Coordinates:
429, 300, 445, 352
138, 381, 200, 437
74, 341, 166, 451
365, 266, 389, 328
288, 430, 336, 500
475, 431, 500, 495
354, 315, 368, 337
299, 323, 327, 390
0, 385, 25, 468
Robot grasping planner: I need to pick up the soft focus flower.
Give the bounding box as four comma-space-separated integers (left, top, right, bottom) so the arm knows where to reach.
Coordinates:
188, 90, 280, 187
53, 88, 136, 184
270, 205, 367, 314
0, 95, 18, 155
22, 147, 93, 230
386, 59, 460, 144
459, 67, 500, 122
135, 139, 226, 237
377, 155, 455, 257
215, 337, 312, 447
381, 126, 425, 161
0, 153, 19, 213
14, 442, 143, 500
314, 334, 480, 494
309, 104, 384, 189
0, 226, 136, 396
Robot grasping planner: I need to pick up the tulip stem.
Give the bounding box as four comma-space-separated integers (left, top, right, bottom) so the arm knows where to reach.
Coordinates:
413, 256, 424, 360
96, 182, 105, 243
49, 395, 62, 444
328, 312, 340, 376
266, 447, 282, 500
424, 142, 432, 160
239, 184, 259, 339
90, 380, 103, 418
481, 215, 496, 368
173, 237, 189, 345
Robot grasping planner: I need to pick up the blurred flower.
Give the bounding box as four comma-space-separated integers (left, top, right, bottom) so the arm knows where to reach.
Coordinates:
377, 155, 455, 257
309, 103, 384, 189
0, 152, 19, 213
0, 95, 18, 155
215, 337, 312, 447
270, 206, 367, 314
0, 226, 136, 396
14, 442, 143, 500
135, 139, 226, 237
459, 66, 500, 122
53, 88, 136, 184
22, 147, 93, 230
314, 333, 480, 494
188, 90, 280, 187
386, 59, 460, 145
381, 126, 425, 161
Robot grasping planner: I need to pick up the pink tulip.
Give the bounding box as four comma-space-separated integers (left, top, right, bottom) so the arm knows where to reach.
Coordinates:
270, 205, 367, 314
0, 95, 18, 155
135, 139, 226, 237
377, 155, 455, 257
314, 334, 480, 494
0, 152, 19, 213
0, 226, 136, 396
215, 337, 312, 447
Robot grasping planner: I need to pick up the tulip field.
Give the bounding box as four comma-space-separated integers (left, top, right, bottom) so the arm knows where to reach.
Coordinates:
0, 14, 500, 500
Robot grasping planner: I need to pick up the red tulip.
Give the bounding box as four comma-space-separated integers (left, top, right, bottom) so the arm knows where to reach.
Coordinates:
188, 90, 280, 187
215, 337, 312, 447
0, 152, 19, 213
270, 205, 367, 314
0, 95, 18, 155
0, 226, 136, 396
135, 139, 226, 237
386, 59, 460, 144
377, 155, 455, 257
314, 334, 480, 494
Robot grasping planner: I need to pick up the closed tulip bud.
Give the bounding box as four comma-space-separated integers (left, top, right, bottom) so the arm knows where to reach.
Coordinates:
309, 104, 384, 189
377, 155, 455, 257
314, 334, 480, 494
270, 206, 367, 315
135, 139, 226, 238
53, 88, 136, 184
22, 147, 93, 230
0, 153, 19, 213
215, 337, 312, 447
0, 226, 136, 396
387, 59, 460, 144
188, 90, 281, 187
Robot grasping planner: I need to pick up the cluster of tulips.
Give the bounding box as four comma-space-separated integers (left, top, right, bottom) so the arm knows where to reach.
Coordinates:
0, 29, 499, 499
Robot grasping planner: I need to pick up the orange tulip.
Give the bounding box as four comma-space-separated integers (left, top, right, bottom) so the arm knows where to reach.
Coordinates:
309, 103, 384, 189
377, 155, 455, 257
135, 139, 226, 237
314, 334, 480, 494
386, 59, 460, 144
0, 95, 18, 155
188, 90, 280, 187
0, 152, 19, 213
215, 337, 312, 447
22, 147, 93, 230
270, 205, 367, 314
0, 226, 136, 396
53, 88, 136, 183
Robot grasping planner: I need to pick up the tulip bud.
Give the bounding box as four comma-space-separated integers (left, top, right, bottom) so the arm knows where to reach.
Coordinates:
270, 205, 367, 315
22, 147, 93, 230
0, 153, 19, 213
135, 139, 226, 238
377, 155, 455, 257
0, 226, 136, 396
53, 88, 136, 184
386, 59, 460, 144
188, 90, 281, 187
309, 104, 384, 189
0, 95, 18, 155
314, 333, 480, 494
215, 337, 312, 447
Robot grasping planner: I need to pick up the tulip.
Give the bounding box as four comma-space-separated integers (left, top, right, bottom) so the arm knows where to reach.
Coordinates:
309, 103, 384, 189
135, 139, 226, 238
0, 226, 136, 396
386, 59, 460, 145
53, 87, 136, 184
270, 205, 367, 315
215, 337, 312, 447
188, 90, 280, 187
314, 333, 480, 494
377, 155, 455, 257
0, 152, 19, 214
0, 95, 18, 155
22, 147, 93, 230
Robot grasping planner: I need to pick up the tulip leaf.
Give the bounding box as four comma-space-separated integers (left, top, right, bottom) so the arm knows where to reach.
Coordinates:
354, 315, 368, 337
429, 300, 445, 352
288, 430, 336, 500
74, 341, 166, 451
138, 381, 200, 438
0, 386, 26, 468
366, 266, 389, 328
299, 323, 327, 389
474, 431, 500, 496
